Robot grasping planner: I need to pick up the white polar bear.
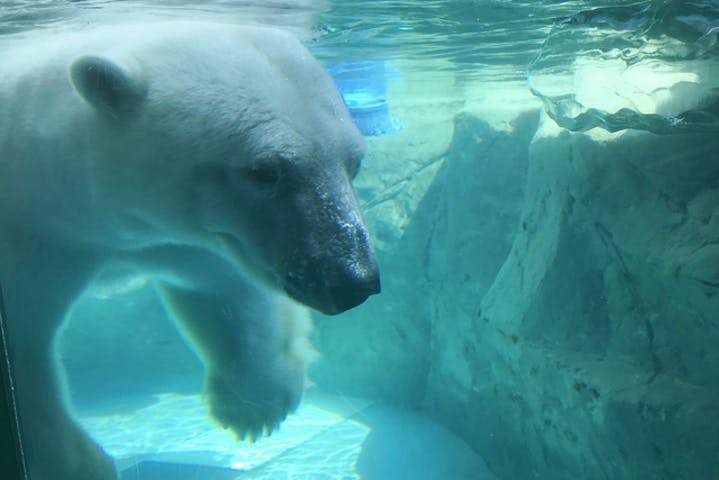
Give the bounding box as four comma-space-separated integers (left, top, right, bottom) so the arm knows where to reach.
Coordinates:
0, 22, 379, 480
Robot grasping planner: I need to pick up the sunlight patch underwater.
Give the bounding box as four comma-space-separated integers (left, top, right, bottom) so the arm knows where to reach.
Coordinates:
78, 392, 372, 478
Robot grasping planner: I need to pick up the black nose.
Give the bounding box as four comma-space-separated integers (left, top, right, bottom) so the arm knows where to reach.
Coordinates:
283, 216, 381, 315
326, 268, 381, 314
283, 261, 381, 316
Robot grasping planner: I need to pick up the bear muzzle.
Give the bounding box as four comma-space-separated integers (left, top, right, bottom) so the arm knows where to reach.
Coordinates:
284, 260, 380, 316
282, 232, 381, 316
324, 261, 381, 315
282, 181, 381, 315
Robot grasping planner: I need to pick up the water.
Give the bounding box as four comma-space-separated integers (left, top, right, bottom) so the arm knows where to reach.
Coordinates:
1, 1, 718, 479
4, 1, 714, 132
529, 1, 719, 133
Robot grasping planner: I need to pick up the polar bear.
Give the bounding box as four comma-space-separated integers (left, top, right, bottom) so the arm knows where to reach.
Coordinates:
0, 22, 379, 480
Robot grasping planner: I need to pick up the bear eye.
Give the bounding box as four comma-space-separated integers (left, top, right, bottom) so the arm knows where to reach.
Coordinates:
236, 161, 283, 198
246, 163, 281, 186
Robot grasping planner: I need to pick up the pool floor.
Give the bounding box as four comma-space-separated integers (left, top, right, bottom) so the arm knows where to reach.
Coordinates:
79, 390, 495, 480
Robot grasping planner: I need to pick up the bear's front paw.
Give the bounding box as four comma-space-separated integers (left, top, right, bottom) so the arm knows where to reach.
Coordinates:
204, 366, 303, 442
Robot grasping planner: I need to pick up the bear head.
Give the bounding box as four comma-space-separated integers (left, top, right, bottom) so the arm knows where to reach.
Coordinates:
68, 23, 380, 315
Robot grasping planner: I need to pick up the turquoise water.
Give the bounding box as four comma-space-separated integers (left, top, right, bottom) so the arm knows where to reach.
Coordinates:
2, 1, 717, 132
2, 1, 719, 479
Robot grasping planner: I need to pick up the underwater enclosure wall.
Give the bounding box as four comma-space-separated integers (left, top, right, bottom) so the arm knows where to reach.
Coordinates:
313, 104, 719, 478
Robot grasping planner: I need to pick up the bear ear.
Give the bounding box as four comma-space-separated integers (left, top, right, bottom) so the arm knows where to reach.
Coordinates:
69, 55, 147, 118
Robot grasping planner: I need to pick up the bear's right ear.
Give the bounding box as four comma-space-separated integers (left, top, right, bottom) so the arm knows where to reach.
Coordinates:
69, 55, 147, 118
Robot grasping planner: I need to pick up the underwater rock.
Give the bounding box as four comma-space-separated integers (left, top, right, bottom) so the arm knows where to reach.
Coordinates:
430, 114, 719, 479
312, 43, 719, 478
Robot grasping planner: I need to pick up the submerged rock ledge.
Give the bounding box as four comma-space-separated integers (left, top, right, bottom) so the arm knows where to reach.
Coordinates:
313, 105, 719, 479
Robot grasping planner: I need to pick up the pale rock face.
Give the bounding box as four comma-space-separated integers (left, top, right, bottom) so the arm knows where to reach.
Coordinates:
0, 21, 379, 480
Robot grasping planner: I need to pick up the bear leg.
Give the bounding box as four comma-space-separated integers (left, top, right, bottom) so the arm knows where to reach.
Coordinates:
158, 279, 315, 441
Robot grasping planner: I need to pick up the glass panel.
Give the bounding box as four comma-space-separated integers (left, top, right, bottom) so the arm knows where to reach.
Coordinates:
0, 281, 28, 479
1, 1, 718, 480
